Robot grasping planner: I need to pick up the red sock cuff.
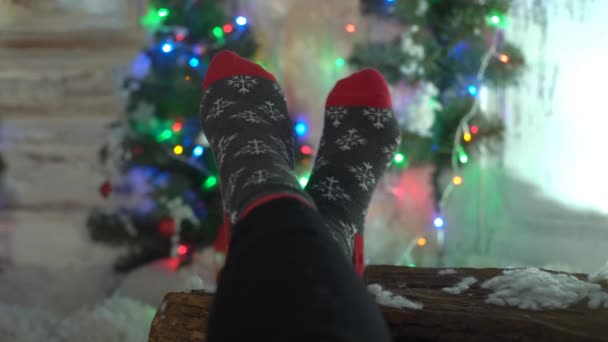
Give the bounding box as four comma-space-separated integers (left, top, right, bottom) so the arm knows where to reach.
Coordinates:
239, 193, 314, 221
354, 233, 365, 278
202, 50, 277, 90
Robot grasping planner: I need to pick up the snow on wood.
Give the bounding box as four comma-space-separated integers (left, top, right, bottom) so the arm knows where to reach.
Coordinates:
441, 276, 477, 295
482, 267, 608, 310
367, 283, 423, 310
438, 268, 457, 275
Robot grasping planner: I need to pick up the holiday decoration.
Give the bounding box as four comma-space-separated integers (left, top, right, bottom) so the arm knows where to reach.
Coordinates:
350, 0, 525, 264
157, 216, 176, 238
99, 181, 112, 198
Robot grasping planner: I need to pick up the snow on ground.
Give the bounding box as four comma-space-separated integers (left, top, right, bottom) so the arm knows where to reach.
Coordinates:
442, 276, 477, 295
438, 268, 457, 275
482, 267, 608, 310
367, 283, 423, 310
0, 295, 155, 342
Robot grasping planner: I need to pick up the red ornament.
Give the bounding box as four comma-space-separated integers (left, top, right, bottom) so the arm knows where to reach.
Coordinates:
177, 244, 188, 256
99, 181, 111, 198
158, 217, 176, 238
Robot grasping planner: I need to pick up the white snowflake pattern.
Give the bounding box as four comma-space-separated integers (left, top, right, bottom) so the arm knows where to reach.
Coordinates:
336, 129, 367, 151
215, 134, 238, 166
226, 167, 245, 200
207, 98, 236, 119
227, 210, 239, 224
273, 83, 286, 101
362, 108, 392, 129
234, 139, 276, 157
382, 137, 401, 167
339, 220, 358, 248
257, 101, 284, 121
313, 177, 351, 201
227, 75, 259, 94
313, 155, 329, 172
243, 170, 271, 188
327, 107, 348, 127
348, 162, 376, 191
231, 110, 267, 124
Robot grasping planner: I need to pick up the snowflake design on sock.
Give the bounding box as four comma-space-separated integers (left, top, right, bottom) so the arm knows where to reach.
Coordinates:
348, 162, 376, 191
273, 83, 286, 101
207, 98, 236, 120
227, 210, 239, 224
215, 134, 238, 166
381, 136, 401, 167
227, 76, 259, 94
225, 167, 245, 200
242, 170, 273, 188
257, 101, 284, 121
362, 108, 392, 129
338, 220, 358, 249
235, 139, 276, 157
231, 110, 267, 124
270, 137, 292, 164
312, 155, 329, 172
327, 107, 348, 127
336, 129, 367, 151
313, 177, 351, 201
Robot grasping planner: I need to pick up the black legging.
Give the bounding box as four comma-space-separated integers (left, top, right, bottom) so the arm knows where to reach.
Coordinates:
208, 198, 391, 341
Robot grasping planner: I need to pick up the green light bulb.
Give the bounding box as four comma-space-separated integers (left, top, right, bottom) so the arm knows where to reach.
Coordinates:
394, 153, 405, 164
299, 176, 309, 188
459, 153, 468, 163
157, 8, 169, 17
335, 58, 346, 67
203, 176, 218, 190
157, 129, 172, 141
212, 27, 224, 39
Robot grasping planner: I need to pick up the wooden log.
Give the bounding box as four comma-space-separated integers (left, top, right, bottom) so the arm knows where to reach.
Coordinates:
148, 266, 608, 342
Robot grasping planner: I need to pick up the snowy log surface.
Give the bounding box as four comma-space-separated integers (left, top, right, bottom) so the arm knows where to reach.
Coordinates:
149, 266, 608, 341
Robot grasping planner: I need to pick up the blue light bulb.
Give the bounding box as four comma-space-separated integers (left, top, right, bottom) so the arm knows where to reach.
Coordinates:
161, 43, 173, 53
235, 16, 248, 26
189, 57, 200, 67
193, 146, 204, 157
433, 217, 445, 229
467, 85, 478, 96
294, 122, 308, 137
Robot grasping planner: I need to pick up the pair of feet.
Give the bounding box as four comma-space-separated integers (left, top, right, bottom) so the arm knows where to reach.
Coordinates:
200, 51, 400, 276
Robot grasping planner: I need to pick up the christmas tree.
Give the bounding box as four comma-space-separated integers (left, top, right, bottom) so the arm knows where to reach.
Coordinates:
350, 0, 524, 226
87, 0, 260, 272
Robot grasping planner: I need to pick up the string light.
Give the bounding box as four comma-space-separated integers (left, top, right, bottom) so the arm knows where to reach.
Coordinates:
452, 176, 463, 185
193, 146, 204, 157
335, 58, 346, 67
408, 263, 416, 267
177, 244, 188, 255
345, 24, 356, 33
157, 129, 172, 141
295, 122, 308, 137
300, 145, 313, 155
223, 24, 234, 33
464, 132, 472, 142
417, 238, 427, 246
161, 43, 173, 53
203, 176, 218, 190
175, 33, 186, 42
157, 8, 169, 17
299, 176, 309, 188
185, 75, 191, 81
212, 27, 224, 39
173, 145, 184, 155
471, 125, 479, 134
235, 16, 248, 26
172, 122, 183, 132
433, 217, 445, 229
459, 153, 469, 163
499, 53, 510, 63
490, 15, 501, 25
189, 57, 200, 67
393, 152, 405, 164
467, 85, 478, 96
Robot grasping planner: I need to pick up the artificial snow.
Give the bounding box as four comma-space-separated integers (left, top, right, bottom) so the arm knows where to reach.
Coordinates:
0, 295, 156, 342
367, 283, 423, 310
438, 268, 457, 275
442, 277, 477, 295
481, 268, 608, 310
588, 261, 608, 283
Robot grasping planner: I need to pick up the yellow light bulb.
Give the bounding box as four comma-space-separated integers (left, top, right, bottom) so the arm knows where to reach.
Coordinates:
173, 145, 184, 155
417, 238, 427, 246
464, 132, 472, 142
453, 176, 463, 185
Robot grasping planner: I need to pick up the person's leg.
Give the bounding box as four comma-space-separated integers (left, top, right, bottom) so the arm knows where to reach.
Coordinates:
200, 51, 390, 341
208, 198, 391, 341
306, 70, 401, 276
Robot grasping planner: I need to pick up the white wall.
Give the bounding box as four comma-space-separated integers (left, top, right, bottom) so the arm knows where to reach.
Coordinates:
504, 0, 608, 214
